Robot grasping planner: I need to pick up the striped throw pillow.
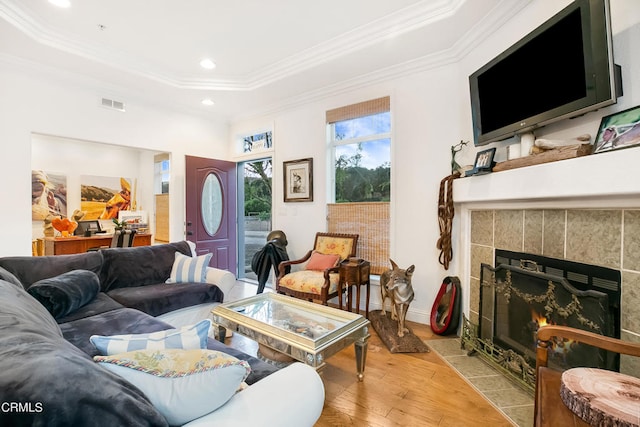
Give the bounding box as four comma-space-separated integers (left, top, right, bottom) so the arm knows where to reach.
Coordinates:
166, 251, 212, 283
90, 319, 211, 355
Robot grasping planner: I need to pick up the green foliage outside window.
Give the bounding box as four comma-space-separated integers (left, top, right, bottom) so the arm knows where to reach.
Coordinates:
333, 112, 391, 203
244, 160, 272, 217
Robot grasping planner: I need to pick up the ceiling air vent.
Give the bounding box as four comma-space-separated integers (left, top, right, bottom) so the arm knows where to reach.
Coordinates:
101, 97, 126, 112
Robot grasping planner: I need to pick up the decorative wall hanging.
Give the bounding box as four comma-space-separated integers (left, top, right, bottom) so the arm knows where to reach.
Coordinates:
32, 170, 67, 221
283, 158, 313, 202
593, 104, 640, 154
80, 175, 132, 220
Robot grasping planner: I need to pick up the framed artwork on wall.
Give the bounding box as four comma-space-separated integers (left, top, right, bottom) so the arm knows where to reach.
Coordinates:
283, 158, 313, 202
593, 105, 640, 154
32, 170, 67, 221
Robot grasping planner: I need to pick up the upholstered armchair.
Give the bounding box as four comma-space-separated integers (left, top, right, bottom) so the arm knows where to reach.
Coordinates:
276, 232, 358, 306
534, 325, 640, 426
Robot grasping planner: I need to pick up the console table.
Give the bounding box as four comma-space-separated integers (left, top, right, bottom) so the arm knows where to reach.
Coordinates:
43, 234, 152, 255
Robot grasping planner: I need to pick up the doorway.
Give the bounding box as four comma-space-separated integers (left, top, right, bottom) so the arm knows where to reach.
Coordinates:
153, 153, 170, 243
185, 155, 237, 272
237, 158, 272, 282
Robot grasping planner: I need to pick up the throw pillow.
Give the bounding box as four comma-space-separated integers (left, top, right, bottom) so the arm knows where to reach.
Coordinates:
95, 349, 251, 425
90, 319, 211, 355
27, 270, 101, 319
166, 251, 212, 283
305, 251, 341, 271
0, 266, 22, 288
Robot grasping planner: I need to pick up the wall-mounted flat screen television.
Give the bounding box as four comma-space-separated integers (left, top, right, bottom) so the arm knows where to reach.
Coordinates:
469, 0, 620, 146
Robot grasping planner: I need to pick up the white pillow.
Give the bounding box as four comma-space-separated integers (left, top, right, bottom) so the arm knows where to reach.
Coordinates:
95, 349, 251, 426
166, 251, 212, 283
90, 319, 211, 355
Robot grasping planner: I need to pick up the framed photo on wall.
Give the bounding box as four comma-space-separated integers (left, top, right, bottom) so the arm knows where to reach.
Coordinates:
283, 158, 313, 202
593, 105, 640, 154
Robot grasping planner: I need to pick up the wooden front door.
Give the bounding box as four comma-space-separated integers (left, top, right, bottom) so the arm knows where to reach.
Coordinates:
185, 155, 237, 273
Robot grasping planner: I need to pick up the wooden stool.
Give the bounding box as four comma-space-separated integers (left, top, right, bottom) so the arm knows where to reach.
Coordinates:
560, 367, 640, 426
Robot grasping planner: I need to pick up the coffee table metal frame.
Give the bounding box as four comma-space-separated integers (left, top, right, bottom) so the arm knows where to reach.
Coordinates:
211, 292, 370, 381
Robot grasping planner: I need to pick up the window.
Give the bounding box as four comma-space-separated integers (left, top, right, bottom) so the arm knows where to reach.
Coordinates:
154, 153, 170, 194
326, 97, 390, 274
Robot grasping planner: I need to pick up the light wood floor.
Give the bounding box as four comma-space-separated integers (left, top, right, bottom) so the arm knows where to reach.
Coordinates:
226, 281, 514, 427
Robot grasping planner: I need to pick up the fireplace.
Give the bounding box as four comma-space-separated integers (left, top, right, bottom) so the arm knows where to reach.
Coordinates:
462, 250, 621, 391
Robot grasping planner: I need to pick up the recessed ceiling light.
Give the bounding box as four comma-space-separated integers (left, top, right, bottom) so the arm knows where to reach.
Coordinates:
49, 0, 71, 7
199, 59, 216, 70
201, 99, 215, 106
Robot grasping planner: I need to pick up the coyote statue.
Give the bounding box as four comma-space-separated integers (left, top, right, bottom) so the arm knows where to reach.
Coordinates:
380, 259, 415, 337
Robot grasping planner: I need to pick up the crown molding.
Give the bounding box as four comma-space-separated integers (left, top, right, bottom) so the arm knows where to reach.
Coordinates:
0, 0, 503, 91
231, 0, 531, 121
0, 0, 530, 123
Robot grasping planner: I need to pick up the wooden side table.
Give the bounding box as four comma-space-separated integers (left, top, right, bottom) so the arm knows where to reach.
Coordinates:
338, 259, 370, 318
560, 367, 640, 426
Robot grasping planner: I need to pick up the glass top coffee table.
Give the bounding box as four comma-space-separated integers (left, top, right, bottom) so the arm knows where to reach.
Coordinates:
211, 292, 370, 380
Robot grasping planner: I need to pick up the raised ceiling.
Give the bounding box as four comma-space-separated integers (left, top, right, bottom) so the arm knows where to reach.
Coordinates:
0, 0, 529, 121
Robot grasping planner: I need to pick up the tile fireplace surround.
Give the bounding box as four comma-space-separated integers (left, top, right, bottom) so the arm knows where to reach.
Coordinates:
453, 147, 640, 379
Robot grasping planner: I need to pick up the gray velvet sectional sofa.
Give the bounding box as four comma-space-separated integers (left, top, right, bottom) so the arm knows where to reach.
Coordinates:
0, 241, 324, 426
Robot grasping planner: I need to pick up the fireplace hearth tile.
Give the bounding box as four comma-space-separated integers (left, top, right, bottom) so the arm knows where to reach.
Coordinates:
469, 277, 480, 320
494, 210, 523, 251
501, 405, 534, 427
620, 331, 640, 378
484, 387, 533, 408
524, 210, 543, 254
542, 209, 565, 258
566, 210, 621, 268
471, 210, 493, 245
424, 337, 465, 357
621, 271, 640, 333
623, 210, 640, 271
471, 245, 492, 278
446, 354, 500, 377
468, 373, 520, 392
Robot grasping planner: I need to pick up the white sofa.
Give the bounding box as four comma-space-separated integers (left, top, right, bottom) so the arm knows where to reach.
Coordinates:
184, 362, 325, 426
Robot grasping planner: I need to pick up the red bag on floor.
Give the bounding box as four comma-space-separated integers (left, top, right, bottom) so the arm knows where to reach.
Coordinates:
430, 276, 461, 335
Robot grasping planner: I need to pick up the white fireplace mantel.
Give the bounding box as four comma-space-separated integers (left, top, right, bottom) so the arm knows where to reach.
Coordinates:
453, 147, 640, 208
452, 147, 640, 325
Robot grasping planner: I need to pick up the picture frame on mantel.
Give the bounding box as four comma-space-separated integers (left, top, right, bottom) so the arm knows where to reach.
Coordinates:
465, 147, 496, 177
593, 104, 640, 154
283, 158, 313, 202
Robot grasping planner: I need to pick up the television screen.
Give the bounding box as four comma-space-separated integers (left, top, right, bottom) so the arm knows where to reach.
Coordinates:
469, 0, 617, 146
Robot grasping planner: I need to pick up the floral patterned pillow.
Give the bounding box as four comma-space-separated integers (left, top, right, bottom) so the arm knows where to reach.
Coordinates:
95, 349, 250, 425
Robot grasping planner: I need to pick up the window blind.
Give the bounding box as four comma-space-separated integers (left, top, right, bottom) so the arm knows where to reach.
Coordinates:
327, 202, 389, 275
325, 96, 390, 124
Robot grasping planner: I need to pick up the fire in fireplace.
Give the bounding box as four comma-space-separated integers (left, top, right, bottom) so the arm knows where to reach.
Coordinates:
462, 250, 621, 391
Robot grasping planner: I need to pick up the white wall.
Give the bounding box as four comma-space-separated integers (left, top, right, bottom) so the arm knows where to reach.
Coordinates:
0, 59, 229, 257
229, 0, 640, 324
231, 70, 462, 324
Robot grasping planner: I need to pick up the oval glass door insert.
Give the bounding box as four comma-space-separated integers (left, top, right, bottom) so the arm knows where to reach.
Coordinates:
201, 173, 223, 235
